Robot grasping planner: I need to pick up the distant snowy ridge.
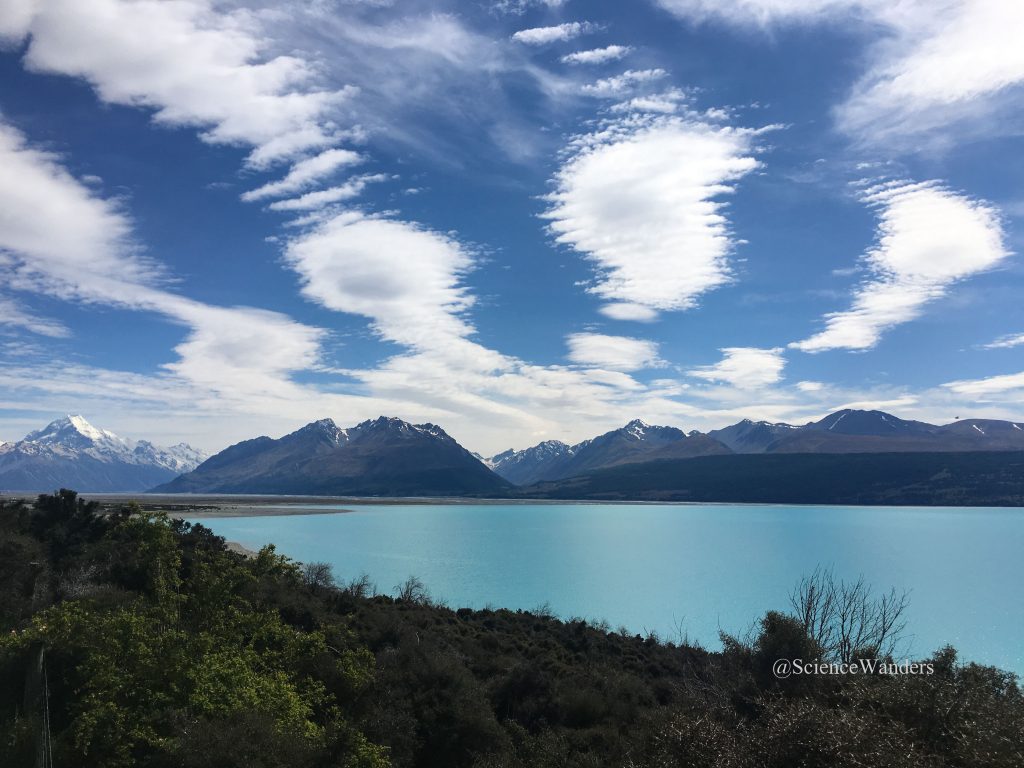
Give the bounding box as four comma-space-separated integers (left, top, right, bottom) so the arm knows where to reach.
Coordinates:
0, 415, 207, 492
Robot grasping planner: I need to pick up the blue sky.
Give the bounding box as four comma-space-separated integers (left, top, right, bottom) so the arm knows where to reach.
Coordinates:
1, 0, 1022, 454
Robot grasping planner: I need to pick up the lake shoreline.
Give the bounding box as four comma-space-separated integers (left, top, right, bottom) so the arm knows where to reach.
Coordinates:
191, 501, 1024, 676
5, 491, 1017, 512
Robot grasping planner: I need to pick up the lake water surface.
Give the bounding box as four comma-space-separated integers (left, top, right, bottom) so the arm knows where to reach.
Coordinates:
191, 503, 1024, 674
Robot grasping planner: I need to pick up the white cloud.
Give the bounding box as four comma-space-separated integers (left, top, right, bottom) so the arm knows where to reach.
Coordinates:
566, 333, 664, 371
283, 211, 476, 350
791, 180, 1009, 353
0, 121, 158, 300
609, 88, 690, 114
267, 173, 389, 211
581, 68, 667, 97
0, 0, 35, 41
155, 298, 325, 403
278, 207, 696, 449
984, 333, 1024, 349
689, 347, 786, 389
837, 0, 1024, 146
242, 148, 365, 202
561, 45, 632, 65
512, 21, 599, 45
0, 117, 327, 406
598, 303, 660, 322
543, 114, 764, 320
655, 0, 1024, 146
796, 380, 825, 392
943, 371, 1024, 396
7, 0, 352, 169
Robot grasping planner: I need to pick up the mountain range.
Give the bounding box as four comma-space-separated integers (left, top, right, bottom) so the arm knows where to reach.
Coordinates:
0, 415, 206, 492
153, 416, 511, 497
484, 410, 1024, 485
486, 419, 730, 486
3, 409, 1023, 500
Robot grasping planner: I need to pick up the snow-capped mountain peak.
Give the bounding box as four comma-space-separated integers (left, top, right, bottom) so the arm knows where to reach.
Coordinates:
1, 415, 209, 491
623, 419, 650, 438
23, 414, 124, 449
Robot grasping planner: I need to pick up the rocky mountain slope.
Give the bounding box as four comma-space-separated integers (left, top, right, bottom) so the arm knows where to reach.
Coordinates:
488, 420, 730, 486
0, 415, 206, 491
153, 416, 511, 497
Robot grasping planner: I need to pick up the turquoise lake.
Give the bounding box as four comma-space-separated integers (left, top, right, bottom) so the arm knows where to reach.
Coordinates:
191, 503, 1024, 675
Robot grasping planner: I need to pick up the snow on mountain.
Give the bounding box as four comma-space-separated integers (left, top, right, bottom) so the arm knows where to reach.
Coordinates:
488, 440, 577, 486
487, 420, 728, 486
153, 415, 510, 496
0, 415, 208, 491
707, 419, 798, 453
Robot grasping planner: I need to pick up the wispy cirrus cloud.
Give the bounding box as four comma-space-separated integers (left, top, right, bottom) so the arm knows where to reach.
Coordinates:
943, 371, 1024, 396
982, 333, 1024, 350
268, 173, 390, 212
791, 180, 1009, 353
0, 296, 70, 339
654, 0, 1024, 147
242, 149, 365, 202
543, 112, 767, 321
581, 68, 667, 97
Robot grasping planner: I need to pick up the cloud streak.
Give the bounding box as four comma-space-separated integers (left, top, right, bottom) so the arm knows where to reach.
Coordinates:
512, 21, 599, 45
984, 333, 1024, 350
581, 69, 668, 97
562, 45, 632, 65
689, 347, 786, 389
6, 0, 353, 169
654, 0, 1024, 146
791, 180, 1009, 353
566, 333, 664, 372
268, 173, 389, 212
242, 148, 365, 202
0, 117, 327, 407
943, 371, 1024, 396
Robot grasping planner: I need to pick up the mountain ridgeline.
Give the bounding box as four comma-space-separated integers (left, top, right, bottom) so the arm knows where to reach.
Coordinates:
6, 409, 1024, 503
153, 416, 511, 497
156, 409, 1024, 504
0, 415, 206, 492
486, 419, 730, 485
486, 410, 1024, 486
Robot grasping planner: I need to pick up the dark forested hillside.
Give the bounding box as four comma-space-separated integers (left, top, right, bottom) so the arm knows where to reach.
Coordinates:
2, 492, 1022, 767
519, 451, 1024, 506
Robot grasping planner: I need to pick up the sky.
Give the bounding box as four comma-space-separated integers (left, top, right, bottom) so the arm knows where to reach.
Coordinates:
0, 0, 1022, 456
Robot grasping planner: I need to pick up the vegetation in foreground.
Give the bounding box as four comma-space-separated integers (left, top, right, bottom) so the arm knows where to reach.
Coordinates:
2, 491, 1022, 767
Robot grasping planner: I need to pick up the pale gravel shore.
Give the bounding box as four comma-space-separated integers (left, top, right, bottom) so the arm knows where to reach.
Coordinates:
165, 505, 352, 519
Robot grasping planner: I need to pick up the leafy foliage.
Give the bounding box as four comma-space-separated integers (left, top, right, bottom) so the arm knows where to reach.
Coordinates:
2, 491, 1022, 767
0, 492, 385, 768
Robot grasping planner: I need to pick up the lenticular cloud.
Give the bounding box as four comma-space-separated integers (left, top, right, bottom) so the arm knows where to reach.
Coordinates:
792, 180, 1008, 353
543, 115, 763, 321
